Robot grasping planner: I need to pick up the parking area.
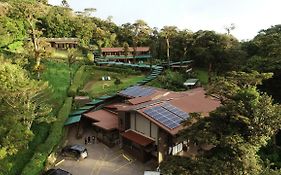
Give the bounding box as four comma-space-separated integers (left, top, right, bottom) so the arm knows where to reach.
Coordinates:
56, 128, 154, 175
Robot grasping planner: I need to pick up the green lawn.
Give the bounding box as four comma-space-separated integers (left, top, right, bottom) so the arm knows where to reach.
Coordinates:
81, 67, 145, 98
51, 49, 85, 60
42, 60, 80, 109
194, 68, 209, 85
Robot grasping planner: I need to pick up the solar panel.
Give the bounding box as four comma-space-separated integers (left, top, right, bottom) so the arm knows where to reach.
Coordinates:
161, 103, 189, 120
119, 86, 155, 98
144, 106, 183, 129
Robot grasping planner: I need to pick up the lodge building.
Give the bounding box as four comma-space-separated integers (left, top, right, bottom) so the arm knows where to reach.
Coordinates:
67, 86, 220, 164
94, 47, 151, 63
45, 38, 79, 49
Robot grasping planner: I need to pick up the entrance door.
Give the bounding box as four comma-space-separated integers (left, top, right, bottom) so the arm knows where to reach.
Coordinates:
124, 112, 130, 130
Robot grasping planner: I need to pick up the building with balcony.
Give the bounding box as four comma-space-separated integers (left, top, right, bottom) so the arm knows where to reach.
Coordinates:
94, 47, 151, 63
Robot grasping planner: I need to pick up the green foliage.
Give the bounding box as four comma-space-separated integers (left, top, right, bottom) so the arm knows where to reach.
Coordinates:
250, 25, 281, 58
1, 60, 76, 175
2, 123, 49, 175
148, 70, 186, 91
42, 60, 79, 109
21, 97, 73, 175
190, 30, 245, 74
68, 65, 86, 97
92, 65, 141, 75
193, 68, 208, 85
40, 6, 76, 38
114, 77, 122, 85
0, 16, 26, 52
0, 59, 52, 160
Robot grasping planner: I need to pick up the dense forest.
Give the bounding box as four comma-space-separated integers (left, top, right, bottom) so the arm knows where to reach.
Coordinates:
0, 0, 281, 175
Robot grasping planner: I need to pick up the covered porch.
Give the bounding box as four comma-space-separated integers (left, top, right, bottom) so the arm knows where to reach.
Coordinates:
121, 130, 156, 163
83, 109, 119, 147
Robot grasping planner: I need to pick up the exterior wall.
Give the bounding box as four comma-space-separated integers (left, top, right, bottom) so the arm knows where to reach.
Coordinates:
130, 112, 158, 145
151, 123, 158, 145
135, 113, 150, 136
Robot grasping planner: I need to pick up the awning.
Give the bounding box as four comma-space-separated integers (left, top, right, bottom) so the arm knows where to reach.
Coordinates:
79, 105, 94, 110
69, 109, 87, 116
64, 115, 81, 125
183, 78, 199, 86
121, 130, 155, 147
85, 99, 103, 106
98, 94, 116, 100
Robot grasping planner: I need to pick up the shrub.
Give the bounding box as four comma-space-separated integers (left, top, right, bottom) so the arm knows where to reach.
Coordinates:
148, 70, 186, 91
92, 66, 141, 75
68, 65, 86, 97
21, 97, 73, 175
114, 78, 122, 85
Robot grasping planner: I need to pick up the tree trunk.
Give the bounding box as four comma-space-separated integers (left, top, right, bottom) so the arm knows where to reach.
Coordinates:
208, 62, 212, 83
133, 42, 137, 64
28, 20, 41, 80
181, 47, 187, 69
149, 51, 152, 71
166, 37, 170, 68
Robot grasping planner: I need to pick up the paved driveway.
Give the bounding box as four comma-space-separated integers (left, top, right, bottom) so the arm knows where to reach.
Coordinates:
56, 128, 153, 175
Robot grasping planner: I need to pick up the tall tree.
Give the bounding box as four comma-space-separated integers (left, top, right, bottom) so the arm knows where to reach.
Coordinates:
9, 1, 50, 79
224, 23, 236, 35
243, 25, 281, 102
160, 26, 178, 67
61, 0, 69, 8
132, 19, 152, 62
123, 42, 129, 62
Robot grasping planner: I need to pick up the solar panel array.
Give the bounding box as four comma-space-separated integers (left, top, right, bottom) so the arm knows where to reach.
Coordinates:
143, 103, 189, 129
119, 86, 155, 97
161, 103, 189, 120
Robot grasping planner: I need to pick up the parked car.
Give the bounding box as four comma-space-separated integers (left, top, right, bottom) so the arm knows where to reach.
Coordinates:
144, 170, 161, 175
43, 168, 72, 175
61, 144, 88, 160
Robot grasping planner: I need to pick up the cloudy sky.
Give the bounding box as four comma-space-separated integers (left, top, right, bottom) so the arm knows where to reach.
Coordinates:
48, 0, 281, 40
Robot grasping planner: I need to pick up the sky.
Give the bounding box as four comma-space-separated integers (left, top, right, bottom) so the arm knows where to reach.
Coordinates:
48, 0, 281, 41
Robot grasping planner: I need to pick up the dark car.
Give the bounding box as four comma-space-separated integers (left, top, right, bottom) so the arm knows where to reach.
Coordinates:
61, 144, 88, 160
43, 168, 72, 175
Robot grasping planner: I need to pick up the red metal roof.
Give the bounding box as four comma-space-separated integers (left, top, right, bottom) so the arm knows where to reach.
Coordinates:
169, 88, 221, 116
83, 110, 118, 131
135, 88, 221, 135
128, 96, 152, 105
121, 130, 155, 147
101, 47, 149, 52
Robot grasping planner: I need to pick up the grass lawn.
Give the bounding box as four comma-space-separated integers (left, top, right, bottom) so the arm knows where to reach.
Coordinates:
81, 67, 145, 98
51, 50, 68, 59
42, 59, 80, 109
51, 49, 85, 60
194, 68, 209, 85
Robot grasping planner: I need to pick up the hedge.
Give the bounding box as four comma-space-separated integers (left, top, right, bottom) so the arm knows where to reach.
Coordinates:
92, 65, 141, 75
68, 65, 86, 97
21, 97, 73, 175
